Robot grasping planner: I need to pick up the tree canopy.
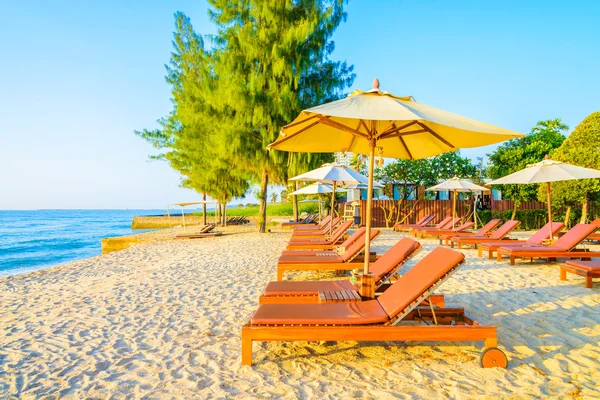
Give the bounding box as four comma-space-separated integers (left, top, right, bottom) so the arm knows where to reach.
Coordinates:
135, 3, 354, 232
540, 112, 600, 219
487, 119, 567, 207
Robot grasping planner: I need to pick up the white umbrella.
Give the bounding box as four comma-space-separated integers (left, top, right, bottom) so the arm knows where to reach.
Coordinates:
426, 177, 489, 228
290, 165, 369, 235
290, 183, 346, 220
269, 79, 523, 291
488, 157, 600, 239
344, 182, 384, 189
289, 182, 347, 195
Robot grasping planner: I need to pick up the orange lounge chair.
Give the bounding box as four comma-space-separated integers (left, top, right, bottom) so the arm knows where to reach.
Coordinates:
439, 219, 502, 246
277, 229, 381, 281
393, 215, 435, 232
261, 237, 425, 304
415, 221, 474, 239
584, 218, 600, 241
286, 221, 352, 250
450, 220, 520, 249
281, 214, 316, 228
175, 224, 223, 239
496, 223, 600, 265
560, 260, 600, 288
243, 247, 506, 368
411, 217, 460, 237
292, 215, 332, 231
291, 217, 342, 238
477, 222, 565, 259
284, 225, 367, 254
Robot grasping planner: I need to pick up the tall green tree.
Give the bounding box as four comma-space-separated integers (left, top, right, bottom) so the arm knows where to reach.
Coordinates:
540, 112, 600, 222
487, 119, 567, 218
207, 0, 354, 232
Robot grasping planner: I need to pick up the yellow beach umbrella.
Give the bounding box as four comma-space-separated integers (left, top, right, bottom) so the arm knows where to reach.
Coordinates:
268, 79, 523, 293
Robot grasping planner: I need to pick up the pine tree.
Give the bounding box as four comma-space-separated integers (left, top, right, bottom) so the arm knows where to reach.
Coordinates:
207, 0, 354, 232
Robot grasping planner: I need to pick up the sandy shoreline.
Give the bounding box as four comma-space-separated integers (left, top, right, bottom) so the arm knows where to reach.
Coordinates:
1, 225, 599, 398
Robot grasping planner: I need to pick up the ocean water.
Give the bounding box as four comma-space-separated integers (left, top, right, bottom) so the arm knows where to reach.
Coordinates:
0, 209, 169, 278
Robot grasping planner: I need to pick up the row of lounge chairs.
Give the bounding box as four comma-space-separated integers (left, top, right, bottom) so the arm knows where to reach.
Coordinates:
242, 222, 508, 368
226, 216, 250, 225
414, 215, 600, 288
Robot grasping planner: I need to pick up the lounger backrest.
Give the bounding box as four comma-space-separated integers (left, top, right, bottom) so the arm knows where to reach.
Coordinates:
421, 215, 436, 226
317, 215, 331, 227
489, 220, 520, 239
377, 247, 465, 319
340, 229, 380, 262
440, 218, 461, 229
369, 238, 422, 283
415, 215, 429, 226
589, 218, 600, 229
329, 220, 352, 242
552, 223, 598, 251
433, 216, 452, 229
476, 219, 502, 235
526, 222, 565, 244
451, 222, 474, 232
321, 217, 341, 233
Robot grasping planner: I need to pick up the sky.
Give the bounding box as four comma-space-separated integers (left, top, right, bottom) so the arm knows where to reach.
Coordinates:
1, 0, 599, 209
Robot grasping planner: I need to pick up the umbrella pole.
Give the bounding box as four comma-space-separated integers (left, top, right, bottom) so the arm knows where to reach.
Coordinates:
452, 191, 457, 228
547, 182, 553, 241
361, 139, 376, 299
330, 182, 336, 236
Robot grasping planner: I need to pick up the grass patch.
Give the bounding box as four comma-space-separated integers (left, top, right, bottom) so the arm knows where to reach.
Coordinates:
193, 203, 320, 217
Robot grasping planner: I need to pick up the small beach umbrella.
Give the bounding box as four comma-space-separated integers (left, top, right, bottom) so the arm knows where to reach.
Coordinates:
289, 165, 368, 235
290, 183, 346, 220
268, 79, 523, 284
488, 156, 600, 239
426, 177, 489, 228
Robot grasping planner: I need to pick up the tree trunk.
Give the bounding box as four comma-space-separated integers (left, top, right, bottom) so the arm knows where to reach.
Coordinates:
580, 196, 588, 223
292, 183, 299, 221
258, 169, 269, 233
511, 202, 518, 220
223, 203, 227, 227
202, 193, 207, 225
216, 202, 220, 225
564, 206, 571, 227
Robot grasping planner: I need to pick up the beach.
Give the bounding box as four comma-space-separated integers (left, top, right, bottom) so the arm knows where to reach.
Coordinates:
1, 225, 599, 398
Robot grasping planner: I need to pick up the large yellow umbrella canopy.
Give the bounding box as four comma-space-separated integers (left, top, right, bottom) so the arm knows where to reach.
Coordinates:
269, 79, 523, 277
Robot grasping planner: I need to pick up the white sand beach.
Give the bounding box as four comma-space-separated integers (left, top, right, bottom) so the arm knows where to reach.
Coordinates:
1, 226, 599, 398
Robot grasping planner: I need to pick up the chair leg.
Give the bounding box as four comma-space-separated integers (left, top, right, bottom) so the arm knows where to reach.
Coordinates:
242, 337, 253, 366
586, 277, 593, 289
559, 268, 567, 281
277, 268, 284, 281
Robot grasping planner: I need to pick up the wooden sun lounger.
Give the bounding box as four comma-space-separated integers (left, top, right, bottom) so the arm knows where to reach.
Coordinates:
277, 229, 381, 281
261, 237, 426, 304
450, 220, 520, 249
496, 224, 600, 265
477, 222, 565, 259
560, 260, 600, 288
411, 217, 461, 237
393, 215, 435, 232
292, 215, 331, 231
175, 224, 222, 239
291, 217, 342, 238
286, 225, 366, 253
583, 218, 600, 241
286, 221, 352, 250
282, 214, 316, 228
415, 221, 474, 239
243, 247, 506, 368
439, 219, 502, 246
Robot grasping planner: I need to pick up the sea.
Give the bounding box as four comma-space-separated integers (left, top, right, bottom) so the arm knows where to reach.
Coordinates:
0, 209, 177, 278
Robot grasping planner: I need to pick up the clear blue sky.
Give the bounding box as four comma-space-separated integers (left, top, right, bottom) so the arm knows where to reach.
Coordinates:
1, 0, 598, 209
